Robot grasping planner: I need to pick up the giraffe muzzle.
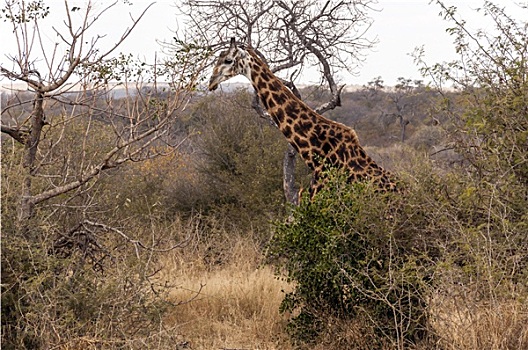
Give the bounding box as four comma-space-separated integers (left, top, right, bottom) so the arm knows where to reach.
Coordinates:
208, 76, 220, 91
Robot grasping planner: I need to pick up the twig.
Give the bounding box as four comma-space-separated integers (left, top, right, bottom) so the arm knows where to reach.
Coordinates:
82, 220, 190, 259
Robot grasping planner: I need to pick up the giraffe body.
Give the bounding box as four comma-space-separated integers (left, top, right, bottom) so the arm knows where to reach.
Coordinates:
209, 38, 397, 196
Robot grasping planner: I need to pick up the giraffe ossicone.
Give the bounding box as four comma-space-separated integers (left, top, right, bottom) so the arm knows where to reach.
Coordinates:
208, 38, 398, 197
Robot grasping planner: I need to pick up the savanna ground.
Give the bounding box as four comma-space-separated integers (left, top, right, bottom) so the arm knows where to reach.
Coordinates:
3, 86, 526, 349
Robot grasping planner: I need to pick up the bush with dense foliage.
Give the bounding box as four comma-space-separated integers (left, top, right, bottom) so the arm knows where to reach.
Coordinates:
268, 146, 528, 349
268, 169, 432, 348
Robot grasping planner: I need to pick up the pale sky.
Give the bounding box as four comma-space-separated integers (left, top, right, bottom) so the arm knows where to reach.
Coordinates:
0, 0, 525, 87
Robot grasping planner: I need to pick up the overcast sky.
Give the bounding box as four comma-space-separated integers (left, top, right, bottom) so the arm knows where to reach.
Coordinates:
0, 0, 525, 87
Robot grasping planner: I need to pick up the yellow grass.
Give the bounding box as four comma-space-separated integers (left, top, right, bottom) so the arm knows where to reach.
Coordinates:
429, 292, 528, 350
155, 231, 528, 350
159, 237, 293, 350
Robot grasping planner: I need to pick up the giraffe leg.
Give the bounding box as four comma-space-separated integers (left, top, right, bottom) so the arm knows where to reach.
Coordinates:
297, 187, 304, 205
309, 169, 323, 199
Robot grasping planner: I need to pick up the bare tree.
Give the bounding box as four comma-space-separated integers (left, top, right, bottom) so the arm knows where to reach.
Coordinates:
1, 0, 208, 234
363, 76, 425, 143
175, 0, 377, 204
1, 2, 215, 347
389, 77, 425, 143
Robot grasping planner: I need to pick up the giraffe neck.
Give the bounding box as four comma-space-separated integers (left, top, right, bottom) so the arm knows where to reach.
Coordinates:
244, 49, 309, 139
241, 48, 396, 193
243, 48, 341, 172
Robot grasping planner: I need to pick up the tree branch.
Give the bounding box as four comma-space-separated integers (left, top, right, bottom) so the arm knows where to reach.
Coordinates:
82, 220, 190, 259
1, 124, 30, 144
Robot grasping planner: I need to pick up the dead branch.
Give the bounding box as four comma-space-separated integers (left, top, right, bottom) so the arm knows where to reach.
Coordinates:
1, 124, 30, 144
82, 220, 190, 259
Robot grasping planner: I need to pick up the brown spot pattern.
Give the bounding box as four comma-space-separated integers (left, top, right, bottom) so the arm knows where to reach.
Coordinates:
211, 45, 399, 198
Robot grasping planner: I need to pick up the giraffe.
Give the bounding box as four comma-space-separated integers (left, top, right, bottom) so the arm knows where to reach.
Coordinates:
208, 38, 398, 197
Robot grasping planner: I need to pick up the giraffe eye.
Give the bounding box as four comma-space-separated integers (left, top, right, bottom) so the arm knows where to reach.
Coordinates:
224, 58, 233, 64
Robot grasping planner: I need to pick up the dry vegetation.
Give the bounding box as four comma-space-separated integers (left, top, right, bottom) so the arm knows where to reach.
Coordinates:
2, 1, 528, 349
2, 83, 528, 350
2, 87, 527, 348
429, 293, 528, 350
160, 237, 293, 350
3, 86, 527, 349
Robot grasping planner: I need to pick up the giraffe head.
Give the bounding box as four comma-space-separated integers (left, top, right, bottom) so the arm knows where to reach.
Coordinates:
208, 38, 251, 91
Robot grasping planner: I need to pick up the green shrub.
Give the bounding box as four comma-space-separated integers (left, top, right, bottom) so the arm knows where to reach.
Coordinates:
419, 0, 528, 304
268, 169, 430, 348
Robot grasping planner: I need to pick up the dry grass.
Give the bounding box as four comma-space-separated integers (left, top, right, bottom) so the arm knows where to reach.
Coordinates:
429, 291, 528, 350
158, 236, 293, 350
154, 228, 528, 350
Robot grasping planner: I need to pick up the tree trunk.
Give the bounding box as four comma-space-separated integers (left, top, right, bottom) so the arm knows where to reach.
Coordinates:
19, 93, 45, 227
400, 117, 409, 143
